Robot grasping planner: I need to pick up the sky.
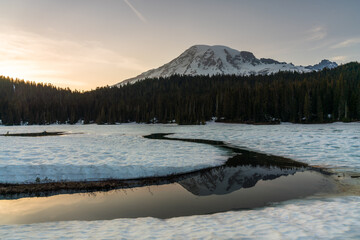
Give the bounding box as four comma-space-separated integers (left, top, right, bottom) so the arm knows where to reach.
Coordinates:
0, 0, 359, 90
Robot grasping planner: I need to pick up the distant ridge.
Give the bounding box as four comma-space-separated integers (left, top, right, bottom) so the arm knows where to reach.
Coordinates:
115, 45, 338, 86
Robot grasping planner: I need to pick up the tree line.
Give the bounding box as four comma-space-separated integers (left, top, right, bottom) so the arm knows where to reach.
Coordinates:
0, 62, 359, 125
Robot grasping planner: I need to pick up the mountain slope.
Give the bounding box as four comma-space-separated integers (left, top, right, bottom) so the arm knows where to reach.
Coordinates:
116, 45, 338, 86
305, 59, 338, 71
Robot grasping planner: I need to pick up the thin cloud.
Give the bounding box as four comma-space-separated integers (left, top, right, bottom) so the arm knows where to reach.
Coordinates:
331, 37, 360, 49
0, 28, 146, 89
330, 55, 347, 62
123, 0, 147, 24
306, 26, 327, 41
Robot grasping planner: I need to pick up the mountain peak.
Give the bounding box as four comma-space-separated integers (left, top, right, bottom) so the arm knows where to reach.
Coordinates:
305, 59, 338, 71
115, 45, 338, 86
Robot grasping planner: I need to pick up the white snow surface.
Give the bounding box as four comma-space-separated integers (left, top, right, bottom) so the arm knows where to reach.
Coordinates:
116, 45, 337, 86
1, 123, 360, 239
1, 196, 359, 239
171, 122, 360, 172
0, 124, 228, 183
1, 122, 359, 183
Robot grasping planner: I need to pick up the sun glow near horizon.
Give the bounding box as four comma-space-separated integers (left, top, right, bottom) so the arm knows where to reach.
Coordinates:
0, 28, 148, 90
0, 0, 359, 90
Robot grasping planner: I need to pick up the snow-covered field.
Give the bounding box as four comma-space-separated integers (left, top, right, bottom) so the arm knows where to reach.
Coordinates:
1, 122, 359, 183
171, 122, 360, 171
1, 122, 359, 239
1, 196, 359, 239
0, 124, 228, 183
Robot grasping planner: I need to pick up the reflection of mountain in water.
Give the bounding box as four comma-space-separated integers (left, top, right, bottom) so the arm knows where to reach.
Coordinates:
179, 165, 299, 196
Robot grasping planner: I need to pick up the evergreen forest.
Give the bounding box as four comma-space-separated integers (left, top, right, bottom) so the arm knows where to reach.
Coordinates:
0, 62, 359, 125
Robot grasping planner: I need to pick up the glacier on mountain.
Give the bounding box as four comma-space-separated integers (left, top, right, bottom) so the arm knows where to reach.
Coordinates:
115, 45, 338, 86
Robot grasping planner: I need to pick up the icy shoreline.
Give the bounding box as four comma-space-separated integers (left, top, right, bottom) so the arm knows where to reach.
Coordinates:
0, 125, 228, 184
171, 122, 360, 171
1, 196, 359, 239
1, 123, 360, 239
1, 123, 359, 183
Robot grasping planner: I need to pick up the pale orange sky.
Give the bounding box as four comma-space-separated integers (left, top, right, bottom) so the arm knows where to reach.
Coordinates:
0, 0, 359, 90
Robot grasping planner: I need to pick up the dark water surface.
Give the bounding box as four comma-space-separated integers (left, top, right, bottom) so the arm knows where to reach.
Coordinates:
0, 165, 335, 224
0, 133, 337, 224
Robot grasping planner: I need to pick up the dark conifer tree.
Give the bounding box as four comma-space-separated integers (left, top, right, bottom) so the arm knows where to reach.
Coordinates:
0, 62, 359, 125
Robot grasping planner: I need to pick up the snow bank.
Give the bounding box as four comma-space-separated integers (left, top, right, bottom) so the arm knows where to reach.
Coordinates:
1, 123, 360, 239
1, 196, 359, 239
0, 124, 227, 183
1, 122, 359, 183
171, 122, 360, 171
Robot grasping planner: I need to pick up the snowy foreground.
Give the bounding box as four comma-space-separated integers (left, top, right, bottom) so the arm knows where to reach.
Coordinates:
171, 122, 360, 171
1, 196, 359, 239
1, 123, 359, 183
1, 123, 360, 239
0, 124, 228, 183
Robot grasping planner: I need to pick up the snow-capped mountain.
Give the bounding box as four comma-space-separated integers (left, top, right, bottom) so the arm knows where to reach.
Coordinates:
305, 59, 338, 71
115, 45, 338, 86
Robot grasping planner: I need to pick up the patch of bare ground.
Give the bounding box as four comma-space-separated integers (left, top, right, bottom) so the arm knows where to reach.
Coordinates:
1, 131, 65, 137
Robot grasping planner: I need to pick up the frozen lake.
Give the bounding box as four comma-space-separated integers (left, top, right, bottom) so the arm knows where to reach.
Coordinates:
0, 124, 229, 183
1, 122, 359, 184
1, 122, 360, 239
1, 196, 359, 239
